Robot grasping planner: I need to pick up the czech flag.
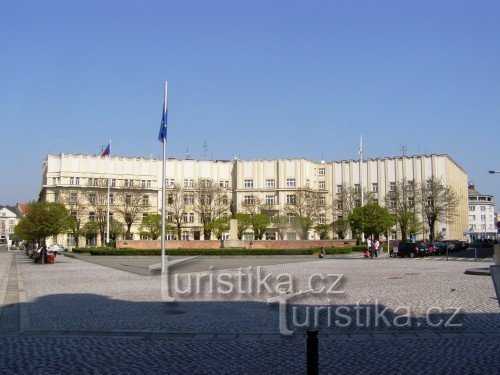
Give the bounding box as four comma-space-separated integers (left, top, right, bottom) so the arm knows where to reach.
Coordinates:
101, 143, 110, 157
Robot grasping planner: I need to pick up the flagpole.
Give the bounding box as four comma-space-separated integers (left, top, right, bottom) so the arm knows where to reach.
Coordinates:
161, 82, 168, 273
359, 135, 364, 243
106, 139, 111, 246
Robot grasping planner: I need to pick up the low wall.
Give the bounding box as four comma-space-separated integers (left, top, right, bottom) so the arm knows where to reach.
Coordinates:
116, 239, 356, 250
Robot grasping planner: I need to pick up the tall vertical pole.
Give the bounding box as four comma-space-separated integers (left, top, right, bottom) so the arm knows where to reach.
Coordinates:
161, 82, 168, 273
106, 140, 111, 246
359, 135, 364, 243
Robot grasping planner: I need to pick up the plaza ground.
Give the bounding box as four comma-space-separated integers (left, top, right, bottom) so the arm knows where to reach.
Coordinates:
0, 246, 498, 374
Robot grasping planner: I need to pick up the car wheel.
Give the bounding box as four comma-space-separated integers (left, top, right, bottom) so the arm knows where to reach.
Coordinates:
409, 252, 416, 258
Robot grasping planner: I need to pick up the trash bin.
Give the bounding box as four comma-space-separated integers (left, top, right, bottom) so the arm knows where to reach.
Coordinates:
47, 253, 55, 264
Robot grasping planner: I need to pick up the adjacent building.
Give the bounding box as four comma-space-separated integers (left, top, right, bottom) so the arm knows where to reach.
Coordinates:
39, 153, 469, 246
467, 184, 496, 240
0, 204, 27, 245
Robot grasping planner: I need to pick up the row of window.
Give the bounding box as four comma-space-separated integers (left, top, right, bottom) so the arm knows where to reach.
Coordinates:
469, 205, 493, 212
243, 179, 327, 189
68, 177, 153, 188
70, 193, 150, 206
469, 215, 493, 221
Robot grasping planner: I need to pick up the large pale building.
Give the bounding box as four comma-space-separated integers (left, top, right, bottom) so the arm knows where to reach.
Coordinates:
467, 185, 496, 240
39, 153, 469, 246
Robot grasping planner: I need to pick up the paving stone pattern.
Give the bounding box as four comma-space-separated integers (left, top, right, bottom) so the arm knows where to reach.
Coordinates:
0, 250, 498, 373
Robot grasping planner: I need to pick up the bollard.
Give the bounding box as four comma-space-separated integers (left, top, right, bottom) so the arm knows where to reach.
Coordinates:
307, 330, 318, 375
446, 246, 448, 261
474, 247, 477, 262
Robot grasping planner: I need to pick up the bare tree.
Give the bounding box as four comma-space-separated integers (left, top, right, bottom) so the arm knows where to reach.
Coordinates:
384, 179, 422, 241
58, 189, 87, 247
271, 214, 289, 240
115, 183, 151, 240
284, 189, 329, 239
83, 179, 109, 244
420, 176, 460, 242
166, 183, 189, 240
192, 179, 231, 240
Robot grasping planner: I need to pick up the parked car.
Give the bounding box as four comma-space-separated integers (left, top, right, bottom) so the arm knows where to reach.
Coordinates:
394, 242, 429, 258
430, 242, 448, 255
47, 244, 68, 254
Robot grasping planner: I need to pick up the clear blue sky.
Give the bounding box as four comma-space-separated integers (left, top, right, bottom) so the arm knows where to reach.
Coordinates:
1, 0, 499, 209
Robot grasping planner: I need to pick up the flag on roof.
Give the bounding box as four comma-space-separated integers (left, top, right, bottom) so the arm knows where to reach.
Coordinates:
101, 143, 110, 157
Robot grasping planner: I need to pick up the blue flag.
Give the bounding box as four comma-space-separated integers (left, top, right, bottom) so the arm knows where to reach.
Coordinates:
158, 102, 167, 142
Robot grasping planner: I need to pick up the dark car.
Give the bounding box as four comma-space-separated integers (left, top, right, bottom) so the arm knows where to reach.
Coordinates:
431, 242, 448, 255
396, 242, 429, 258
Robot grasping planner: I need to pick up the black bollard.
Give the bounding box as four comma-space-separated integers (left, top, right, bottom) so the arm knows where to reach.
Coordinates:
307, 330, 318, 375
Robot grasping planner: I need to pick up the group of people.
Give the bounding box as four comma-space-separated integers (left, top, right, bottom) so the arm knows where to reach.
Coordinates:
364, 238, 380, 259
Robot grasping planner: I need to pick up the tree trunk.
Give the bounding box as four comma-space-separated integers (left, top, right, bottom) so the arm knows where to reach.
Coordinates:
177, 223, 182, 240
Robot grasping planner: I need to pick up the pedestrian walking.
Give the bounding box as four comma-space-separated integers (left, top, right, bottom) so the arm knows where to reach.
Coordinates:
374, 240, 380, 257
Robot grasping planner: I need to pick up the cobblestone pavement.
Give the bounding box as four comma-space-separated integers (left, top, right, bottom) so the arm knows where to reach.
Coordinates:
0, 251, 498, 373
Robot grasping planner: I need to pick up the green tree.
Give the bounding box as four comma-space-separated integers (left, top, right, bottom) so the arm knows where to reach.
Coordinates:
348, 203, 396, 240
207, 218, 230, 240
14, 202, 72, 244
252, 214, 270, 240
81, 221, 99, 245
139, 214, 162, 240
235, 213, 252, 239
109, 219, 126, 241
315, 223, 330, 239
420, 176, 460, 242
331, 218, 350, 239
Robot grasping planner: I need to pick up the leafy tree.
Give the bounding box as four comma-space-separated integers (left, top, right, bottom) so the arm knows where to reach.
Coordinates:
420, 176, 460, 242
251, 213, 269, 240
81, 221, 99, 245
384, 179, 421, 241
109, 219, 126, 241
235, 213, 252, 239
348, 203, 396, 240
207, 218, 230, 240
139, 214, 162, 240
14, 202, 71, 244
284, 189, 329, 238
331, 218, 350, 239
315, 224, 330, 240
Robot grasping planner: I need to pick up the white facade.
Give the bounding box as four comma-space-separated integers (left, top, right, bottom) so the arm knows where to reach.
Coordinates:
39, 153, 469, 246
0, 205, 23, 245
467, 185, 496, 240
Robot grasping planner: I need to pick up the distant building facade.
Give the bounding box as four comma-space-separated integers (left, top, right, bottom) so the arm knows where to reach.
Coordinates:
0, 204, 26, 245
467, 184, 496, 240
39, 153, 469, 246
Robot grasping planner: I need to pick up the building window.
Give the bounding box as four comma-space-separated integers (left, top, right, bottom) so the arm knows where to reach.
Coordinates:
426, 180, 432, 189
141, 180, 146, 187
243, 232, 254, 241
167, 213, 173, 223
67, 233, 75, 246
265, 232, 276, 240
318, 167, 325, 176
286, 178, 296, 187
318, 181, 326, 190
354, 184, 360, 193
109, 194, 114, 204
244, 195, 254, 205
69, 193, 77, 204
372, 183, 378, 193
266, 195, 276, 205
111, 179, 116, 187
355, 200, 361, 207
125, 195, 132, 205
266, 179, 275, 188
408, 198, 415, 207
89, 194, 96, 204
469, 215, 475, 221
219, 180, 229, 188
480, 215, 486, 220
267, 212, 276, 223
71, 211, 77, 221
480, 206, 485, 211
124, 179, 129, 187
189, 213, 195, 223
89, 212, 95, 221
470, 224, 476, 230
183, 179, 194, 187
181, 231, 190, 241
389, 182, 396, 191
184, 194, 194, 205
286, 195, 296, 205
469, 206, 475, 211
319, 213, 326, 224
222, 196, 229, 205
286, 213, 295, 223
336, 185, 342, 194
166, 179, 174, 187
407, 182, 414, 191
319, 196, 326, 206
244, 179, 254, 188
167, 194, 174, 204
336, 203, 342, 210
70, 177, 74, 185
142, 195, 149, 205
287, 232, 297, 241
182, 213, 188, 223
